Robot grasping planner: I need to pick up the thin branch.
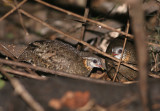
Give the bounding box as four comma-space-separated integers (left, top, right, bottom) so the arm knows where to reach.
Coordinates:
1, 67, 46, 80
0, 58, 159, 86
113, 20, 130, 82
148, 73, 160, 79
151, 53, 159, 72
130, 0, 151, 110
113, 38, 128, 81
80, 0, 90, 41
147, 42, 160, 48
35, 0, 160, 49
107, 95, 137, 111
14, 0, 29, 35
0, 58, 124, 85
0, 0, 27, 22
77, 0, 90, 50
0, 67, 45, 111
35, 0, 133, 39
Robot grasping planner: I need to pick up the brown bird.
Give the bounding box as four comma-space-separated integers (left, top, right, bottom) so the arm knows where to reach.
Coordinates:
105, 38, 138, 82
18, 40, 103, 76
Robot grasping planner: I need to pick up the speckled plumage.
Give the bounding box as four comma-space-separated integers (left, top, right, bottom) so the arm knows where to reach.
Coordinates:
105, 38, 138, 82
18, 40, 102, 76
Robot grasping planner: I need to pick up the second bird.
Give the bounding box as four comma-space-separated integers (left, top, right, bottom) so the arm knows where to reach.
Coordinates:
105, 38, 138, 82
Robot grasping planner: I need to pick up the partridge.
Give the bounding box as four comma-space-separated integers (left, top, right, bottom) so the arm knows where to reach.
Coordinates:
18, 40, 103, 76
105, 38, 138, 82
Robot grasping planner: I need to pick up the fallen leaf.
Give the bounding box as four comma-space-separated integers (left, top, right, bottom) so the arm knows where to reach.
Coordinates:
90, 72, 111, 81
48, 99, 62, 110
49, 91, 90, 110
62, 91, 90, 109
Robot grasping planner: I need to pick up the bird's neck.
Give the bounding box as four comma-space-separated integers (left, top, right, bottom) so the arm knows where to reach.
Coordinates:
83, 59, 92, 71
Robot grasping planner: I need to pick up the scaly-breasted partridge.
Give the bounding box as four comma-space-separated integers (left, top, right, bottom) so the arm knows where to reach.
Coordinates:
18, 40, 103, 76
105, 38, 138, 82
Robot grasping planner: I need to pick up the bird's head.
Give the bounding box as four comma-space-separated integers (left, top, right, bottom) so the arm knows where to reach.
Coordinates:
111, 46, 130, 62
83, 57, 103, 71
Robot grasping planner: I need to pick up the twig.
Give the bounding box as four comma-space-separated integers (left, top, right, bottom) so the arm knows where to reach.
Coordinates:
148, 73, 160, 79
113, 20, 130, 82
151, 53, 159, 72
1, 67, 46, 80
0, 58, 159, 86
80, 0, 90, 41
0, 67, 45, 111
0, 0, 27, 22
130, 0, 152, 110
147, 42, 160, 48
122, 81, 138, 84
19, 9, 138, 72
77, 0, 90, 50
113, 38, 128, 81
0, 58, 123, 85
35, 0, 160, 49
14, 0, 29, 35
107, 95, 137, 111
35, 0, 133, 39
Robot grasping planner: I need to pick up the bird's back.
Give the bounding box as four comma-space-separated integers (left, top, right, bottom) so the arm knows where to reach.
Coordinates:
18, 40, 90, 76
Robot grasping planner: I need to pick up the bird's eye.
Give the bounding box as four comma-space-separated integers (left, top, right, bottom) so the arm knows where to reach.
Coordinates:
93, 59, 97, 63
118, 49, 122, 53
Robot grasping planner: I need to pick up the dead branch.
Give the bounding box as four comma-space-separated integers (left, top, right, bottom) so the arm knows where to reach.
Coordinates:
77, 0, 90, 50
0, 67, 45, 111
35, 0, 133, 38
80, 0, 90, 41
0, 58, 123, 85
0, 0, 27, 22
1, 67, 46, 80
107, 95, 137, 111
129, 0, 152, 110
13, 0, 29, 35
113, 20, 130, 82
35, 0, 160, 49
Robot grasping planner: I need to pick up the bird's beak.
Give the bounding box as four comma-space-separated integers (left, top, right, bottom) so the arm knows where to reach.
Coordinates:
96, 64, 104, 70
112, 52, 117, 56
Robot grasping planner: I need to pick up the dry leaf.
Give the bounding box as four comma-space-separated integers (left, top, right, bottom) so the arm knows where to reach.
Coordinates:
48, 99, 62, 110
90, 72, 111, 81
49, 91, 90, 110
62, 91, 90, 109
